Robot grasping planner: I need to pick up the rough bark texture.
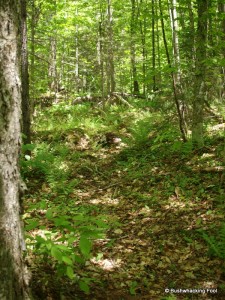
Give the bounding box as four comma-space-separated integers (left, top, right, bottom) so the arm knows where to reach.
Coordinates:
0, 1, 30, 299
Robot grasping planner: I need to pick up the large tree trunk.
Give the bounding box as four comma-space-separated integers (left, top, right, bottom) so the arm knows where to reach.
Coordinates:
0, 1, 30, 298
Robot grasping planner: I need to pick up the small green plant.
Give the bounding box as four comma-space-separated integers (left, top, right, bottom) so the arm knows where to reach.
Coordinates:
25, 209, 109, 293
129, 281, 138, 295
199, 224, 225, 259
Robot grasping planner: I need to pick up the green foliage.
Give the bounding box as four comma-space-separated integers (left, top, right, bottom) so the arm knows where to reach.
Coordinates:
129, 281, 138, 295
26, 209, 108, 291
23, 92, 225, 297
200, 224, 225, 260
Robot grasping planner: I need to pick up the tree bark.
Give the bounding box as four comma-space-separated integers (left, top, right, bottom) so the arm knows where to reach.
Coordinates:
139, 0, 147, 94
0, 1, 31, 299
159, 0, 187, 142
192, 0, 208, 148
21, 0, 31, 146
106, 0, 116, 94
130, 0, 140, 94
218, 2, 225, 99
152, 0, 156, 91
169, 0, 181, 84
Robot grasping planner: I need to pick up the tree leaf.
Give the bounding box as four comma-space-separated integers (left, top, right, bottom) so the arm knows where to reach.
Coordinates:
46, 209, 53, 219
25, 220, 39, 231
62, 256, 73, 266
66, 266, 74, 279
51, 246, 63, 261
79, 236, 92, 257
79, 280, 90, 293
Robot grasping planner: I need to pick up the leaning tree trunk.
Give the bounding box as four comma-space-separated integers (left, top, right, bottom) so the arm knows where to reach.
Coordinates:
0, 1, 30, 299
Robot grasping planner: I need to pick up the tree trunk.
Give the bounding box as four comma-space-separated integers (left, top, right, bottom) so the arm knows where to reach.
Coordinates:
139, 0, 147, 95
106, 0, 116, 94
156, 2, 162, 85
152, 0, 156, 91
130, 0, 140, 94
48, 35, 57, 93
192, 0, 208, 148
218, 2, 225, 99
75, 7, 80, 93
169, 0, 181, 84
21, 0, 31, 146
97, 18, 105, 98
159, 0, 187, 142
0, 1, 30, 299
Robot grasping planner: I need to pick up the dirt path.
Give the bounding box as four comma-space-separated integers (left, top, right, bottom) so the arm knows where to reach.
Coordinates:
27, 129, 225, 299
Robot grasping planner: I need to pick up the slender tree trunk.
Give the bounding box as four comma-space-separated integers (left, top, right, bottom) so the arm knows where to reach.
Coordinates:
159, 0, 187, 142
75, 7, 80, 93
152, 0, 156, 91
0, 1, 30, 298
48, 35, 57, 93
139, 0, 147, 95
130, 0, 140, 94
21, 0, 31, 146
169, 0, 181, 84
192, 0, 208, 148
48, 1, 57, 96
156, 2, 162, 85
107, 0, 116, 94
97, 19, 105, 98
30, 0, 36, 115
218, 2, 225, 99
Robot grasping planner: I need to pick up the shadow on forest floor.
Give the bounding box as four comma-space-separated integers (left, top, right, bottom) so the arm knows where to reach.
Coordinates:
23, 104, 225, 300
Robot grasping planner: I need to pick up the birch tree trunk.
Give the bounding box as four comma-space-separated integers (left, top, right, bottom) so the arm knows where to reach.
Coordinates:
0, 0, 30, 298
169, 0, 181, 84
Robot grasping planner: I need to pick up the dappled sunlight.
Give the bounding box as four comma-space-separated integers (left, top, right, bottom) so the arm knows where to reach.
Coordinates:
90, 257, 123, 271
23, 101, 225, 299
89, 197, 120, 206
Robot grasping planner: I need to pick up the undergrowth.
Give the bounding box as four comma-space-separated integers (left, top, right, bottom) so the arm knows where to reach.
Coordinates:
21, 98, 225, 298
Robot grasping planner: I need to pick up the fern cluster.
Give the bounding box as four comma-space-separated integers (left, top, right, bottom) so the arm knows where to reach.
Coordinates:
201, 224, 225, 259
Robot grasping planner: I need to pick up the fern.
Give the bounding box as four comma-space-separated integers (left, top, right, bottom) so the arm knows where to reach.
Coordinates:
201, 224, 225, 259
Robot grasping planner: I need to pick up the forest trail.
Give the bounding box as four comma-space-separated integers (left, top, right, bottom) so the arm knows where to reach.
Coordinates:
24, 104, 225, 300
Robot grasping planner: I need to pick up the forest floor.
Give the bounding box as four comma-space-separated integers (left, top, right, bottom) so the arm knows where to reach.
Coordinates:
23, 100, 225, 299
